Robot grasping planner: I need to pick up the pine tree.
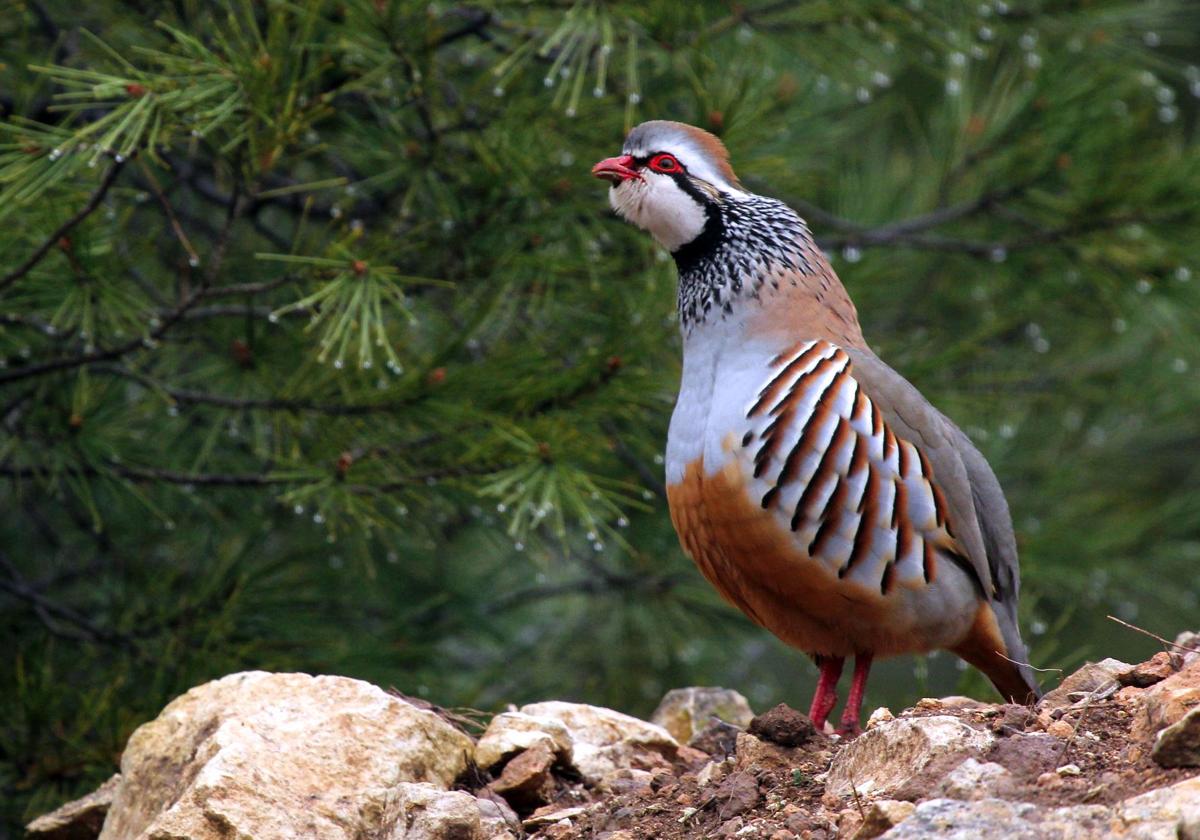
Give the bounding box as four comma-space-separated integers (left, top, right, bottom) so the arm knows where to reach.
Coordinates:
2, 0, 1198, 827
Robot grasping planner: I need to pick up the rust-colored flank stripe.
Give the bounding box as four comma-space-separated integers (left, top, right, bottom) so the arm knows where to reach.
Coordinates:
883, 427, 897, 461
754, 355, 844, 478
897, 517, 915, 568
808, 476, 846, 556
923, 540, 937, 583
792, 418, 851, 530
748, 342, 831, 417
892, 478, 908, 529
930, 482, 950, 528
766, 396, 836, 505
843, 466, 880, 576
897, 441, 911, 476
880, 560, 896, 595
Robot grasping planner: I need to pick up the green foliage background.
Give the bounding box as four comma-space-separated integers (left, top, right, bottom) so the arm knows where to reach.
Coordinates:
2, 0, 1198, 829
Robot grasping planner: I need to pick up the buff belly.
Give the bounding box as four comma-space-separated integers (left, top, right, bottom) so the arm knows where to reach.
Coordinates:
666, 452, 978, 659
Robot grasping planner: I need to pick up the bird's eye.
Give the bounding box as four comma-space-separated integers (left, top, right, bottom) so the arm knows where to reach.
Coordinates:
648, 154, 682, 174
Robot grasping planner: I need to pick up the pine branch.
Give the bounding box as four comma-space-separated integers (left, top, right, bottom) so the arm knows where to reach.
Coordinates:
0, 158, 126, 293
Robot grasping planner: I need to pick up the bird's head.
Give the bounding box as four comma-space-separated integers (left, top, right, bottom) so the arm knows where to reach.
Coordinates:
592, 120, 744, 252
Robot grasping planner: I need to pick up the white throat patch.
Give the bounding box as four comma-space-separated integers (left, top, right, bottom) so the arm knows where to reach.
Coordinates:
608, 174, 707, 252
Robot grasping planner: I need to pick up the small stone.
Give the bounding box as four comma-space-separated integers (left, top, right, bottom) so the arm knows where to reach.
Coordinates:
747, 703, 820, 747
489, 741, 557, 808
1056, 763, 1082, 776
852, 799, 916, 839
717, 816, 744, 836
522, 805, 585, 829
769, 830, 796, 840
651, 687, 754, 744
1118, 652, 1177, 687
1038, 658, 1132, 711
707, 770, 760, 817
866, 707, 894, 729
475, 711, 573, 769
990, 704, 1035, 735
696, 759, 729, 787
1151, 706, 1200, 767
599, 768, 654, 795
1047, 720, 1074, 739
518, 701, 678, 782
934, 758, 1016, 800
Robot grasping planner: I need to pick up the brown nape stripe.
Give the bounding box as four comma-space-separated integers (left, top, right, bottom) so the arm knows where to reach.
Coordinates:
793, 417, 851, 529
880, 561, 896, 595
747, 341, 830, 417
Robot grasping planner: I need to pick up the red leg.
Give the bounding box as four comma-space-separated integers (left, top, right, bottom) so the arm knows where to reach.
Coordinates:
808, 656, 844, 729
837, 653, 874, 736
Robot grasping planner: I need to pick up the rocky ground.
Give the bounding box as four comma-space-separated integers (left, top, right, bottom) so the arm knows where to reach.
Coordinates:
27, 632, 1200, 840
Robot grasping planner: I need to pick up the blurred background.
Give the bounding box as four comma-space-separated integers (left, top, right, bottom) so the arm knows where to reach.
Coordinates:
2, 0, 1199, 830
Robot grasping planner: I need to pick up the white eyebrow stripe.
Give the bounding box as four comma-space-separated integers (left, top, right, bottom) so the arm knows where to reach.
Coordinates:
622, 138, 746, 196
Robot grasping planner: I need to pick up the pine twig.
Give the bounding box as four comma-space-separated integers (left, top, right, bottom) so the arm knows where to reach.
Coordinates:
0, 158, 126, 293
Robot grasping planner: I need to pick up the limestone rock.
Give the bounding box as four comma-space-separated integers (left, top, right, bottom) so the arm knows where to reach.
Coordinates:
1132, 659, 1200, 744
97, 671, 475, 840
1147, 710, 1200, 768
825, 716, 995, 799
383, 783, 491, 840
1038, 658, 1132, 711
876, 798, 1114, 839
931, 758, 1016, 801
474, 711, 573, 770
519, 700, 678, 782
651, 687, 754, 744
1116, 773, 1200, 833
26, 774, 120, 840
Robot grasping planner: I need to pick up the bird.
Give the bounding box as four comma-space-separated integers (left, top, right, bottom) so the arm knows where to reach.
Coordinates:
592, 120, 1040, 735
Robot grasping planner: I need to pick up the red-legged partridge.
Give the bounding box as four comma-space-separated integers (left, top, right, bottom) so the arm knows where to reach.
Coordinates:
592, 120, 1040, 734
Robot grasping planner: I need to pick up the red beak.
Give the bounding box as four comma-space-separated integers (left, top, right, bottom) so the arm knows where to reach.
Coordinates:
591, 154, 641, 183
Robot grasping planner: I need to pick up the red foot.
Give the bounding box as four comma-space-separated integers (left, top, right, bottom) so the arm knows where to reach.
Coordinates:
836, 653, 874, 736
808, 656, 844, 729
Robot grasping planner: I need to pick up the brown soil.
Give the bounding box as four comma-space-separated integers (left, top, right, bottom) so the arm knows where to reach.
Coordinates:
472, 657, 1200, 840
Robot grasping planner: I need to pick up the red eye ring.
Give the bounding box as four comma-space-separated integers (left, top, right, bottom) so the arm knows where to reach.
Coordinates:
648, 153, 682, 174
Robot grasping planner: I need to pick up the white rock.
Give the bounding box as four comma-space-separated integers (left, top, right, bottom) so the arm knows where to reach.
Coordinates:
97, 671, 475, 840
474, 711, 573, 769
27, 773, 120, 838
519, 701, 678, 782
1117, 775, 1200, 834
866, 707, 895, 730
825, 716, 995, 798
935, 758, 1015, 800
383, 782, 486, 840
